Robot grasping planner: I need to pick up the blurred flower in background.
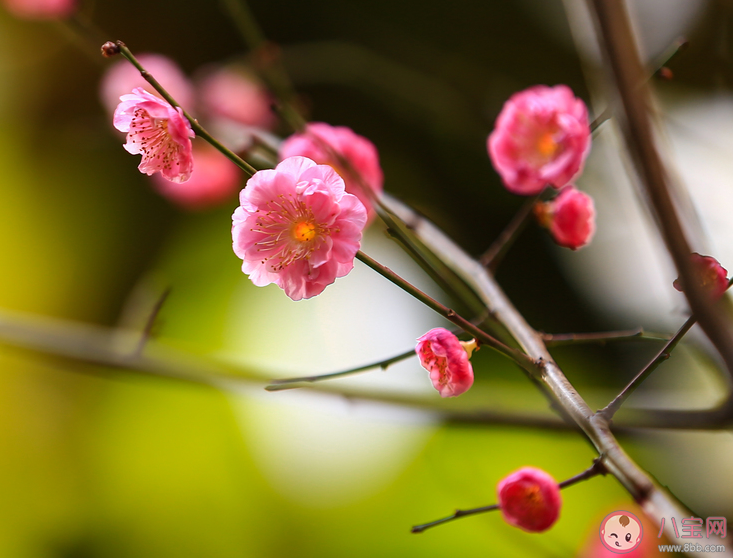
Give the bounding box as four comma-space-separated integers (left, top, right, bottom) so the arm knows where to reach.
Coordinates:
1, 0, 75, 19
100, 53, 195, 116
151, 143, 242, 209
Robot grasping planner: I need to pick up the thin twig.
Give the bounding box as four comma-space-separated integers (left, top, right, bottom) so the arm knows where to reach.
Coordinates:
267, 316, 490, 390
558, 457, 607, 488
265, 347, 415, 391
410, 504, 500, 534
114, 41, 258, 177
479, 193, 542, 272
355, 251, 534, 371
541, 328, 670, 346
411, 459, 605, 534
598, 315, 697, 420
588, 36, 688, 135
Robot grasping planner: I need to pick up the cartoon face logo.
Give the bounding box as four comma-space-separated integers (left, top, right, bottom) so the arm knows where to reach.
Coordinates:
599, 511, 643, 553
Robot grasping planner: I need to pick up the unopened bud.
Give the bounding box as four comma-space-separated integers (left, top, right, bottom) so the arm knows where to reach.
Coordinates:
101, 41, 120, 58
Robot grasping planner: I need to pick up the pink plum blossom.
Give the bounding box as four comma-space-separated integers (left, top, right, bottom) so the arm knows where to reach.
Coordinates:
280, 122, 383, 220
101, 54, 194, 115
232, 156, 367, 301
497, 467, 561, 533
113, 87, 195, 183
488, 85, 591, 195
415, 328, 475, 398
2, 0, 75, 18
673, 253, 729, 299
151, 144, 241, 210
198, 65, 276, 130
534, 186, 596, 250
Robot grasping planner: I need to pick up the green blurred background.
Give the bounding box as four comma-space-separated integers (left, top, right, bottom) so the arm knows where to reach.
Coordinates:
0, 0, 731, 556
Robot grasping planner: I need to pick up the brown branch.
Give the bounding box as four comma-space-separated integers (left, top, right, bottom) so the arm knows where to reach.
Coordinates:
541, 328, 670, 346
479, 193, 542, 272
587, 0, 733, 387
597, 315, 697, 420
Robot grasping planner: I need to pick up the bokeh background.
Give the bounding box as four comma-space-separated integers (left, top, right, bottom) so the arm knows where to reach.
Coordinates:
0, 0, 731, 556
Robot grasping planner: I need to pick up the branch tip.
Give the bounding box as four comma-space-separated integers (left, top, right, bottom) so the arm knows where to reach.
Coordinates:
100, 41, 120, 57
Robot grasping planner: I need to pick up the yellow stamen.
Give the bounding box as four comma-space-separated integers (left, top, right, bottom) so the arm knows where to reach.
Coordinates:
537, 132, 558, 158
294, 221, 316, 242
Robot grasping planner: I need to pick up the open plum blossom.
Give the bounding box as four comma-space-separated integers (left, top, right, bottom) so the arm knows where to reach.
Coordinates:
279, 123, 383, 219
113, 88, 195, 183
534, 186, 596, 250
673, 253, 729, 299
232, 156, 367, 301
488, 85, 591, 195
497, 467, 561, 533
416, 328, 476, 397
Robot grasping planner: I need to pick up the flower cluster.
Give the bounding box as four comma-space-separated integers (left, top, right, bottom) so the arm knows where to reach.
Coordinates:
106, 55, 274, 208
489, 85, 597, 250
280, 122, 384, 220
231, 157, 367, 301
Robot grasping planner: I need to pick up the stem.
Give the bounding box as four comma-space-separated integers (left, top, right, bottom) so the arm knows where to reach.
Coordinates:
479, 193, 542, 272
411, 459, 605, 534
558, 457, 606, 488
114, 41, 258, 177
265, 347, 415, 391
410, 504, 499, 534
355, 251, 534, 371
598, 315, 697, 420
541, 328, 671, 346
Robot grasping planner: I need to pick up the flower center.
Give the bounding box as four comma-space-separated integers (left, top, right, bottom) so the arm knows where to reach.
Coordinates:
294, 221, 317, 242
250, 192, 329, 271
521, 484, 543, 508
536, 132, 558, 158
129, 108, 181, 172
